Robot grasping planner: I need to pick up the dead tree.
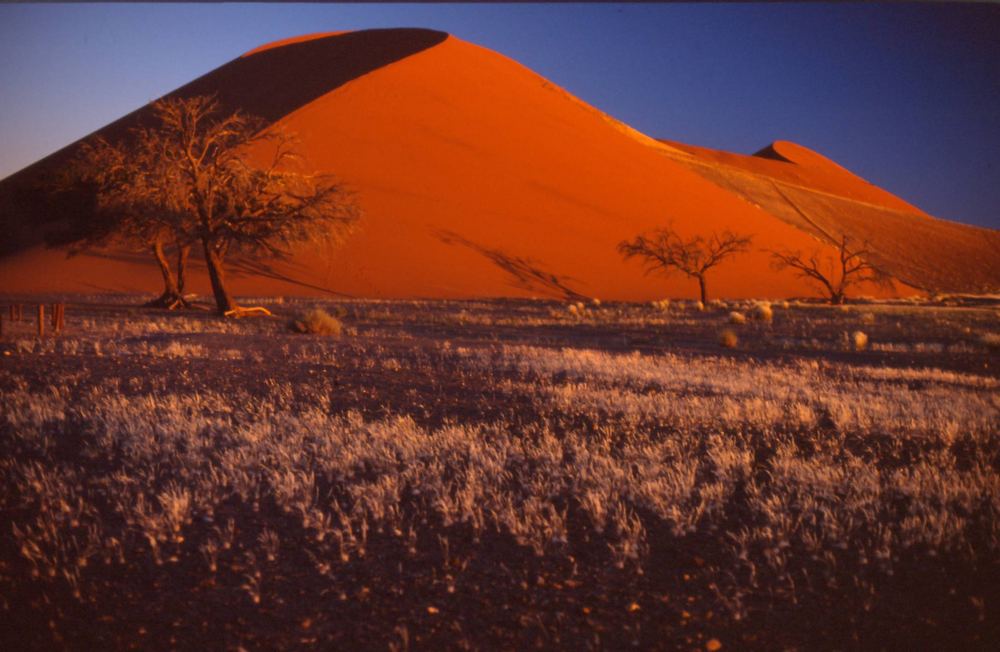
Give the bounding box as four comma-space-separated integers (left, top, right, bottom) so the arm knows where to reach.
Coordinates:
68, 136, 194, 308
618, 225, 753, 304
769, 235, 891, 304
130, 96, 361, 316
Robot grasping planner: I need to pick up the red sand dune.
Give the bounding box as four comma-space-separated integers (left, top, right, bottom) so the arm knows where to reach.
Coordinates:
1, 29, 996, 300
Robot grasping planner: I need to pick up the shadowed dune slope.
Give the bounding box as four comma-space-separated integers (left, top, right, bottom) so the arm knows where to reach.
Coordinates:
1, 29, 995, 299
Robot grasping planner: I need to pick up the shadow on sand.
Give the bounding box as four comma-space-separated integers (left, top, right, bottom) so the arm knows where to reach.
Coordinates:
75, 247, 354, 299
436, 230, 588, 301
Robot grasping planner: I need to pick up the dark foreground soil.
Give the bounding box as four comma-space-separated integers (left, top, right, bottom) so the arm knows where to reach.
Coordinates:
1, 296, 998, 650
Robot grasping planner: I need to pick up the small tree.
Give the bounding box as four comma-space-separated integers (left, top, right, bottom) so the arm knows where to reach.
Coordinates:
618, 225, 753, 304
769, 235, 890, 305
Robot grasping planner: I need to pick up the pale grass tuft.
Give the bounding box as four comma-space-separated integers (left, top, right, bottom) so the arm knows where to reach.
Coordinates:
718, 329, 738, 348
751, 302, 773, 323
290, 309, 343, 336
728, 311, 747, 325
851, 330, 868, 351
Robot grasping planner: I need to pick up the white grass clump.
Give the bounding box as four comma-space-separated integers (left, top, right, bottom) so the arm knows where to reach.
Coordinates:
851, 330, 869, 351
718, 329, 739, 348
728, 311, 747, 325
752, 301, 773, 323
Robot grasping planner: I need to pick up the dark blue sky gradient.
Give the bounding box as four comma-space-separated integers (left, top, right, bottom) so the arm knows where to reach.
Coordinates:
1, 3, 997, 228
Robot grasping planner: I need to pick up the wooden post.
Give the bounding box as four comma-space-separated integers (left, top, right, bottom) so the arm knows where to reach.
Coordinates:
51, 304, 58, 331
37, 304, 44, 338
58, 304, 65, 332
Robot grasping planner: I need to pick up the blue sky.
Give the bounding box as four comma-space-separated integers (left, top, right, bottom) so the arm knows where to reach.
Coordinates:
1, 3, 997, 228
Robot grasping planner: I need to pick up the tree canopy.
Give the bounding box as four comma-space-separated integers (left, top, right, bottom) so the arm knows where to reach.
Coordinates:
70, 95, 360, 314
619, 225, 753, 303
769, 235, 891, 304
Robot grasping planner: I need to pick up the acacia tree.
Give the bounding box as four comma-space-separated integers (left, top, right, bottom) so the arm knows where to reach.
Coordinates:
67, 135, 194, 308
769, 235, 890, 304
149, 96, 359, 315
618, 225, 753, 304
83, 95, 359, 315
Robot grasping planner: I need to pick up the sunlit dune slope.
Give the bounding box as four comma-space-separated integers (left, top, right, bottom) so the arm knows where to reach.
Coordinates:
0, 29, 994, 299
659, 140, 1000, 293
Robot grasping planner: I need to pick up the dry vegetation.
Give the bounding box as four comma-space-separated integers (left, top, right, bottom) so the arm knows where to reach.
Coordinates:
1, 295, 998, 650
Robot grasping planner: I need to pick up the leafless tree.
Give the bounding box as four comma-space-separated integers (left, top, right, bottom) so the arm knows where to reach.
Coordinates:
769, 235, 891, 304
618, 225, 753, 304
78, 95, 360, 316
66, 135, 194, 308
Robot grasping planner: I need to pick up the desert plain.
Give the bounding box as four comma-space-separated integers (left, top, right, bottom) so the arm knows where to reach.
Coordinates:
1, 294, 997, 649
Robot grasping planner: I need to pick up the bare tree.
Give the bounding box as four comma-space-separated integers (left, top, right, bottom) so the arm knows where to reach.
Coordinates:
66, 135, 194, 308
149, 96, 360, 315
618, 225, 753, 304
769, 235, 891, 304
79, 95, 360, 316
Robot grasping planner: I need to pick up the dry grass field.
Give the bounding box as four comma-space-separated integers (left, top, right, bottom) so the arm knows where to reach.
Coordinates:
1, 295, 998, 650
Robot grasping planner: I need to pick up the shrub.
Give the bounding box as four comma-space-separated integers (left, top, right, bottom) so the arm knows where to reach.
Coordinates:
728, 311, 747, 325
718, 329, 738, 348
650, 299, 670, 312
851, 330, 868, 351
752, 302, 773, 323
289, 309, 343, 336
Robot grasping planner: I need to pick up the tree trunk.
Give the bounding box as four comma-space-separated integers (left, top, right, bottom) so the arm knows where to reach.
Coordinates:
831, 291, 845, 305
202, 238, 238, 314
144, 236, 184, 308
697, 275, 708, 305
176, 243, 191, 295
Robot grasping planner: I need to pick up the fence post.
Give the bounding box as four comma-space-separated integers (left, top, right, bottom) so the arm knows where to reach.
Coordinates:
58, 304, 65, 332
37, 304, 44, 338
